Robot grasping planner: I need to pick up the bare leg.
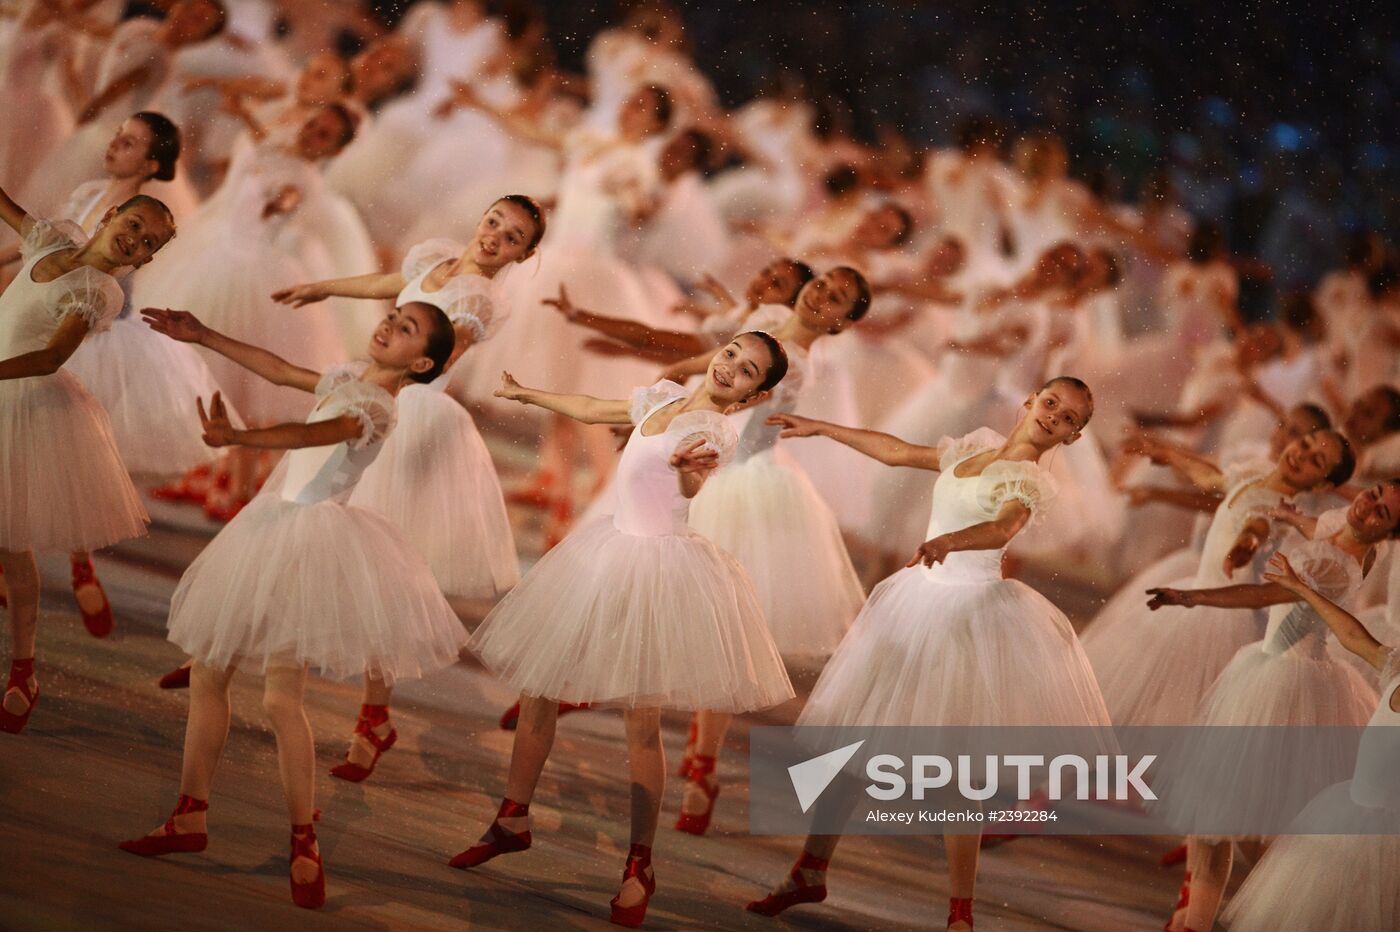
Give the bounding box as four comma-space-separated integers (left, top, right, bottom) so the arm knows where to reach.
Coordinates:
0, 549, 39, 717
262, 665, 320, 883
616, 707, 664, 909
945, 830, 981, 931
1183, 838, 1232, 932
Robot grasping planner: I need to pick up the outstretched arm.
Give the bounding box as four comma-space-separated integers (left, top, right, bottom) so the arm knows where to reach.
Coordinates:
272, 271, 408, 307
143, 308, 320, 392
196, 392, 362, 450
908, 501, 1031, 567
1264, 552, 1389, 670
1146, 580, 1297, 611
0, 314, 89, 380
547, 286, 711, 359
493, 371, 631, 424
767, 413, 942, 469
1122, 431, 1227, 493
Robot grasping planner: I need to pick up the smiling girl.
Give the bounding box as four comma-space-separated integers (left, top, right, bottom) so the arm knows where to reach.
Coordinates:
0, 181, 175, 734
453, 333, 794, 927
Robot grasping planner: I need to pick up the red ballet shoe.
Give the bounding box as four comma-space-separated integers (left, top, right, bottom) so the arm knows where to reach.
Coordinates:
1160, 842, 1188, 867
150, 464, 213, 504
676, 715, 699, 778
118, 795, 209, 856
947, 896, 974, 930
71, 557, 113, 638
448, 798, 531, 869
0, 659, 39, 734
329, 704, 397, 782
674, 754, 720, 835
609, 843, 656, 928
498, 699, 593, 731
158, 664, 191, 689
289, 823, 326, 909
745, 852, 828, 917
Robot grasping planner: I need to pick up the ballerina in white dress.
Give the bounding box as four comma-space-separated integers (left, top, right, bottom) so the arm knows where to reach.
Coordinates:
747, 377, 1111, 930
1083, 428, 1356, 728
1221, 551, 1400, 932
452, 333, 794, 928
268, 196, 545, 781
0, 184, 175, 734
130, 103, 360, 518
119, 302, 464, 911
1147, 488, 1399, 931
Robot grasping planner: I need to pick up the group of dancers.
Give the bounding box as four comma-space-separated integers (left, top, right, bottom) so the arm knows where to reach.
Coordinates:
2, 1, 1399, 929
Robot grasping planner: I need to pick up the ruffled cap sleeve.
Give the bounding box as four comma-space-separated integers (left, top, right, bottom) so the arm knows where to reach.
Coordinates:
322, 380, 396, 451
54, 267, 124, 332
668, 409, 738, 469
21, 218, 83, 261
936, 427, 1006, 472
628, 379, 689, 426
400, 238, 461, 282
315, 360, 370, 399
981, 459, 1058, 522
1282, 537, 1362, 607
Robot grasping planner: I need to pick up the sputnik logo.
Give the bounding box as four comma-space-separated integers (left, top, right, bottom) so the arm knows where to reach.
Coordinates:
788, 740, 865, 813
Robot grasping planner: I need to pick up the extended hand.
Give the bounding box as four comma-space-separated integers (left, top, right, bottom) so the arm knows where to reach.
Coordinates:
141, 308, 206, 343
1262, 552, 1306, 593
270, 283, 330, 308
494, 371, 526, 401
1146, 587, 1194, 610
906, 536, 953, 568
670, 437, 719, 475
196, 392, 237, 448
766, 413, 822, 438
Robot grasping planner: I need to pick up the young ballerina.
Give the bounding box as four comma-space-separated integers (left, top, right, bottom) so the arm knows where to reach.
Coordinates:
748, 378, 1113, 930
1147, 483, 1398, 931
1081, 428, 1356, 728
0, 182, 176, 733
647, 269, 873, 835
265, 195, 546, 780
455, 333, 795, 927
1219, 550, 1400, 932
119, 302, 465, 909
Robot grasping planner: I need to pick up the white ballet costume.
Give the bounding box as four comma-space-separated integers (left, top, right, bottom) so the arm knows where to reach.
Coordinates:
469, 381, 794, 711
166, 363, 465, 683
55, 181, 234, 475
1081, 465, 1282, 725
348, 240, 519, 601
1221, 648, 1400, 932
686, 308, 865, 662
0, 220, 147, 551
129, 140, 348, 425
1153, 518, 1379, 839
798, 429, 1112, 739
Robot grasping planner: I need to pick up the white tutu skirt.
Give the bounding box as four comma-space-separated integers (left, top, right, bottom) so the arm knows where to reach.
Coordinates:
0, 371, 148, 552
687, 449, 864, 660
1222, 791, 1400, 931
1081, 575, 1265, 725
1152, 643, 1377, 840
469, 515, 795, 712
800, 565, 1112, 731
167, 495, 467, 684
65, 317, 232, 476
349, 386, 519, 600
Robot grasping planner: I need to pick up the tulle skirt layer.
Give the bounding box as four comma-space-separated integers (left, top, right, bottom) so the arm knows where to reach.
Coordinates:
66, 317, 233, 476
800, 567, 1112, 731
0, 371, 148, 551
469, 515, 794, 712
350, 386, 519, 600
1222, 791, 1400, 932
167, 495, 466, 684
1152, 642, 1377, 840
687, 449, 864, 660
1081, 574, 1265, 725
